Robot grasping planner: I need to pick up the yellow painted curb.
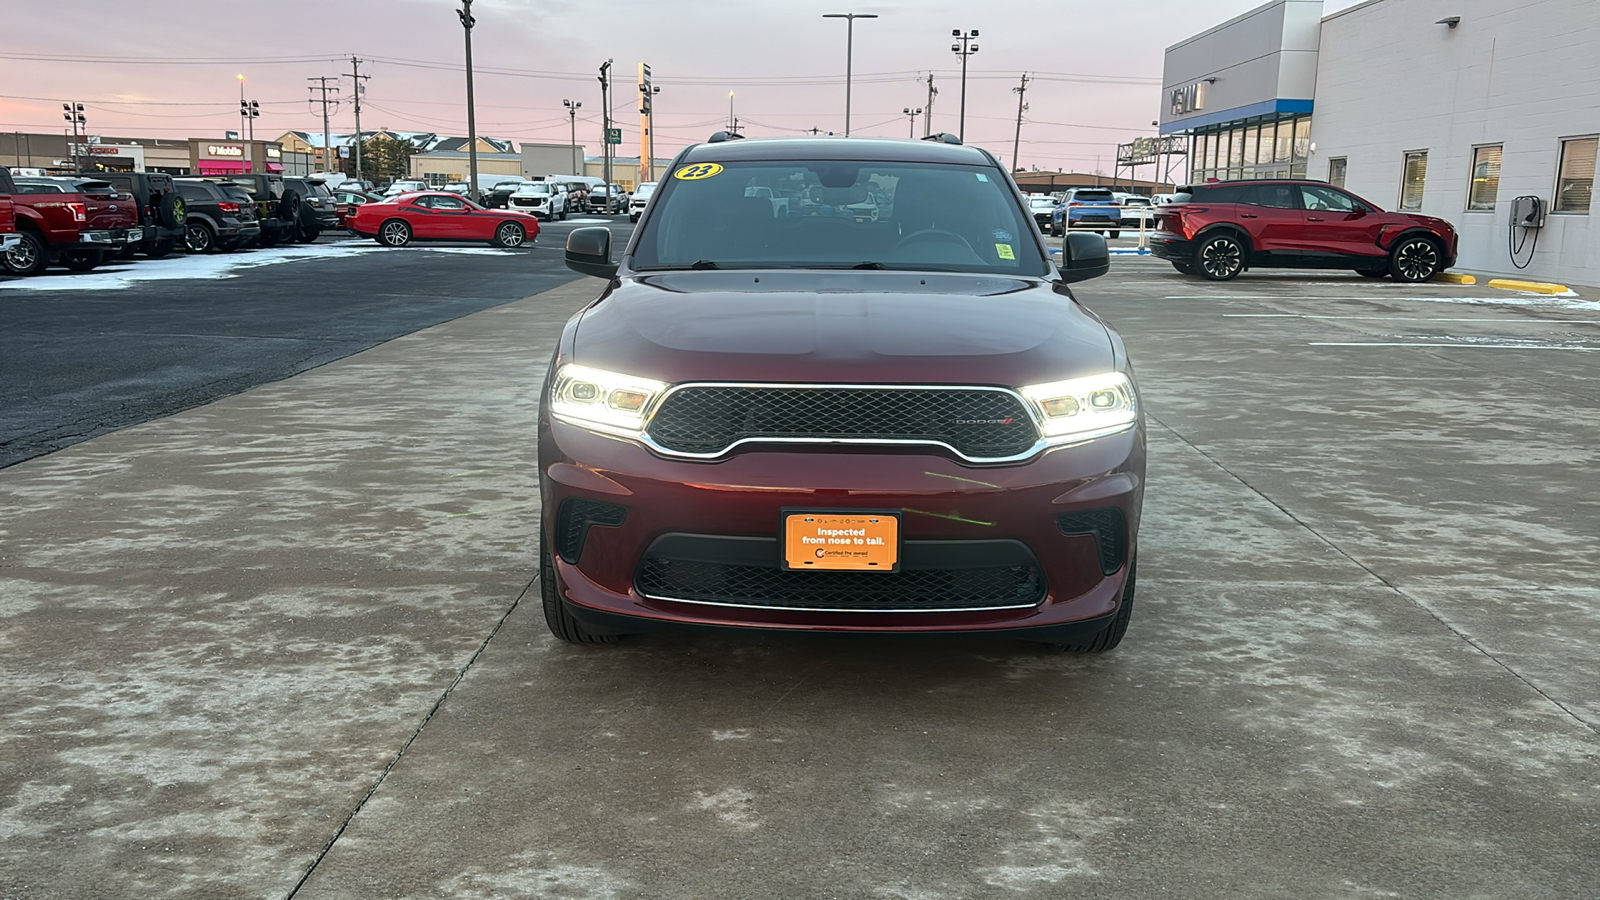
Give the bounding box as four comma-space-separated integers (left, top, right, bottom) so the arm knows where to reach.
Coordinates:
1434, 272, 1477, 285
1487, 278, 1570, 295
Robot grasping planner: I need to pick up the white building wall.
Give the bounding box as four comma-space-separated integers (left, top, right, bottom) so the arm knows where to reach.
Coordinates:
1309, 0, 1600, 285
1161, 0, 1322, 133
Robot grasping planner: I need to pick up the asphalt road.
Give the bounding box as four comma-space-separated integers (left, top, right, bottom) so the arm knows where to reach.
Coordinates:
0, 218, 632, 469
2, 247, 1598, 898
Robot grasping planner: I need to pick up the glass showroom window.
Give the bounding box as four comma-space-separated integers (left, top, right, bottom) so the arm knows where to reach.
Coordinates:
1468, 145, 1502, 210
1400, 151, 1428, 210
1554, 136, 1596, 213
1328, 157, 1347, 188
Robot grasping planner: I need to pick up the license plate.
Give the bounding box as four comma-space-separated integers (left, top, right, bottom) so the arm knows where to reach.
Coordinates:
782, 509, 900, 572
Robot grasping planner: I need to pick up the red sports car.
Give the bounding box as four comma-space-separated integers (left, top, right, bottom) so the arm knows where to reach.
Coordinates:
348, 191, 539, 248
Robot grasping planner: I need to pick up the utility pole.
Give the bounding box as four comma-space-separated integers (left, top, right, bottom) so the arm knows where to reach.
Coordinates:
1010, 73, 1029, 173
599, 59, 613, 190
925, 73, 937, 135
458, 0, 480, 201
638, 65, 659, 190
903, 107, 921, 139
307, 76, 340, 174
348, 56, 369, 183
951, 30, 979, 142
564, 99, 582, 175
823, 13, 878, 137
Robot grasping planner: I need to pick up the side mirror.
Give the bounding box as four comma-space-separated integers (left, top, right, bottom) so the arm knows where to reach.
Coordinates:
1059, 232, 1109, 283
565, 226, 617, 279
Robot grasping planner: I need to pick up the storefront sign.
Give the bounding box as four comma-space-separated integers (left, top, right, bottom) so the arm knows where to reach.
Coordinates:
265, 145, 282, 159
207, 144, 244, 157
1170, 82, 1207, 117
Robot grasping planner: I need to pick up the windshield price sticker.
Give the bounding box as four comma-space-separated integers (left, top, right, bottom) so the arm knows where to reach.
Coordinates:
674, 163, 724, 181
783, 510, 900, 572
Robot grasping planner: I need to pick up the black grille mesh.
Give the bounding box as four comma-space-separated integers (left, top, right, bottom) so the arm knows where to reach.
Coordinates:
636, 558, 1044, 611
645, 386, 1039, 458
1057, 508, 1127, 575
556, 498, 627, 564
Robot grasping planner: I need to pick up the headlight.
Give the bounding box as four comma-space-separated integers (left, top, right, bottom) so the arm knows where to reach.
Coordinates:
1019, 372, 1137, 441
549, 364, 668, 435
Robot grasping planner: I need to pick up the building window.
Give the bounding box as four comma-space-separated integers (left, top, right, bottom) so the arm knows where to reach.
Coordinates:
1554, 136, 1596, 213
1328, 157, 1347, 188
1400, 151, 1428, 210
1467, 144, 1502, 210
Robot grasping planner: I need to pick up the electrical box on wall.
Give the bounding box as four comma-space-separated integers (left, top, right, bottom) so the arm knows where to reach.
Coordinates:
1511, 195, 1546, 228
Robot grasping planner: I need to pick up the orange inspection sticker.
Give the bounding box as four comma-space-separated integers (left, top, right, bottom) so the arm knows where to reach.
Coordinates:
783, 511, 900, 572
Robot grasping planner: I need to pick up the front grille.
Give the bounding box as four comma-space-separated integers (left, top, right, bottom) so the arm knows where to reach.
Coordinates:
1057, 508, 1127, 575
637, 558, 1044, 612
644, 386, 1039, 460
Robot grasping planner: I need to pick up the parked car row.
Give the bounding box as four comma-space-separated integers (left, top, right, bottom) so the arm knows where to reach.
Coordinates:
0, 165, 345, 276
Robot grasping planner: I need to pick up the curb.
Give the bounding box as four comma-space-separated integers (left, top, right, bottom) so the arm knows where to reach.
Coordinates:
1434, 272, 1477, 285
1486, 278, 1571, 295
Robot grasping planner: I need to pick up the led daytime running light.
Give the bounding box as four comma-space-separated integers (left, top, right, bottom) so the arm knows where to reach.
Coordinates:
1019, 372, 1137, 440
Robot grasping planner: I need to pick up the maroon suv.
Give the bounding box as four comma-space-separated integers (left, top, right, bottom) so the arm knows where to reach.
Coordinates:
541, 137, 1144, 652
1151, 179, 1458, 282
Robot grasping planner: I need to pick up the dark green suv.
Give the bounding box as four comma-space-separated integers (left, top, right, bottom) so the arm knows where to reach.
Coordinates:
202, 174, 295, 247
79, 171, 186, 257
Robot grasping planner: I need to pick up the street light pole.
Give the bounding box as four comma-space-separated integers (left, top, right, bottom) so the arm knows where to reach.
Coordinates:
728, 91, 735, 132
599, 59, 613, 190
904, 106, 921, 139
951, 29, 979, 142
62, 103, 85, 171
458, 0, 480, 201
564, 99, 582, 176
1011, 73, 1029, 173
823, 13, 878, 137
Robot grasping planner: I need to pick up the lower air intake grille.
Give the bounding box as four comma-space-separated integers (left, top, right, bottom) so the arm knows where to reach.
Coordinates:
636, 558, 1044, 612
556, 498, 627, 564
1057, 508, 1127, 575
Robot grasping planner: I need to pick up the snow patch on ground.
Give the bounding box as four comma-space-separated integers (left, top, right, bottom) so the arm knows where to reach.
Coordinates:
0, 241, 518, 292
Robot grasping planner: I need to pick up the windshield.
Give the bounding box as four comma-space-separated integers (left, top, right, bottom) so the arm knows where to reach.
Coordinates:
634, 183, 656, 198
631, 160, 1045, 275
1029, 197, 1055, 209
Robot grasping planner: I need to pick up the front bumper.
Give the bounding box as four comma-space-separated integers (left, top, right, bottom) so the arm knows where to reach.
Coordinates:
540, 418, 1145, 638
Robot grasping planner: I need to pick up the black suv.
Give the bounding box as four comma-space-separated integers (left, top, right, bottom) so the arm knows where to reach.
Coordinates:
202, 173, 293, 246
79, 171, 186, 257
283, 177, 339, 242
173, 179, 260, 252
481, 180, 524, 210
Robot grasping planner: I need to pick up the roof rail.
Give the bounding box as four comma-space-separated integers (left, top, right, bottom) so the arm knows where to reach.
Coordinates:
920, 132, 962, 145
707, 131, 746, 143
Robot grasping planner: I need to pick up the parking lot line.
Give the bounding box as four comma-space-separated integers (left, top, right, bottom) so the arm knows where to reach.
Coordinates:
1308, 341, 1599, 351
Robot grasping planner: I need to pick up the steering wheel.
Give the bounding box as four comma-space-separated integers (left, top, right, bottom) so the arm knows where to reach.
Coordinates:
895, 228, 976, 253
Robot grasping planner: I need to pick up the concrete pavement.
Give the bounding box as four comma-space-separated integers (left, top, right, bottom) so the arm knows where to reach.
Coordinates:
2, 259, 1597, 898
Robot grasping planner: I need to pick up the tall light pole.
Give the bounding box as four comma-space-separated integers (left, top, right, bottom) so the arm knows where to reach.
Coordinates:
458, 0, 480, 200
599, 59, 613, 190
237, 74, 246, 140
904, 106, 922, 139
823, 13, 878, 137
951, 29, 979, 142
728, 91, 736, 132
62, 103, 85, 171
1011, 73, 1030, 173
563, 99, 582, 176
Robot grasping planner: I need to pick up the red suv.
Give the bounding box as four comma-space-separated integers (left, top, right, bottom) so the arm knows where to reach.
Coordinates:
1151, 180, 1458, 282
542, 137, 1142, 653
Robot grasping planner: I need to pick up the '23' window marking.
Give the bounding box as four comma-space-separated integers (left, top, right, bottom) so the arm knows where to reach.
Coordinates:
674, 163, 724, 181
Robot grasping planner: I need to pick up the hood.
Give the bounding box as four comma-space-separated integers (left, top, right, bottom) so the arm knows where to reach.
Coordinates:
1397, 212, 1455, 234
570, 271, 1114, 387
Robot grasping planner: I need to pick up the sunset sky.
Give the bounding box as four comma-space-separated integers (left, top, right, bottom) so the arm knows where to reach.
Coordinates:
2, 0, 1361, 172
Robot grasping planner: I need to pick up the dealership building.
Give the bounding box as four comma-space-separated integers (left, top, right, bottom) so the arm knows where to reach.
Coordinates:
1161, 0, 1598, 284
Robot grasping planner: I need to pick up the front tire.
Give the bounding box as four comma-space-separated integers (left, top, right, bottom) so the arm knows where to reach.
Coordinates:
378, 219, 412, 247
1171, 261, 1194, 275
1389, 236, 1442, 283
541, 533, 619, 645
1195, 233, 1245, 281
492, 221, 526, 248
1110, 230, 1121, 239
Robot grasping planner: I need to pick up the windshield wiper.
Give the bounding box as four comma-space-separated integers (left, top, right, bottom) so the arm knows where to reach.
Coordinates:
851, 261, 887, 269
689, 259, 720, 269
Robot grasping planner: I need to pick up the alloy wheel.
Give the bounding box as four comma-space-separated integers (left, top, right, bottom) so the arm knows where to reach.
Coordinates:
1395, 239, 1439, 281
496, 223, 525, 247
1199, 237, 1243, 280
6, 238, 39, 272
381, 221, 410, 246
185, 224, 212, 253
